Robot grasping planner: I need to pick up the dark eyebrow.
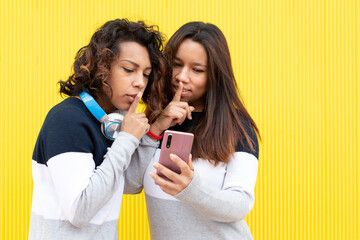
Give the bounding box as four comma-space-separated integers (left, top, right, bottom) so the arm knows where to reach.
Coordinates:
120, 59, 152, 70
174, 56, 207, 68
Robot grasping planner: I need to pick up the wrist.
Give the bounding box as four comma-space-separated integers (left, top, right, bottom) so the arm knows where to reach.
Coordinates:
147, 128, 164, 141
149, 121, 164, 136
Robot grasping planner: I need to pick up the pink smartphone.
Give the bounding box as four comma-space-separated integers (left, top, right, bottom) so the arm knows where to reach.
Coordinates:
157, 130, 194, 179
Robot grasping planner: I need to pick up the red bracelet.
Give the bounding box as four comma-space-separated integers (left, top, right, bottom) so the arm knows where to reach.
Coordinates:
147, 129, 164, 140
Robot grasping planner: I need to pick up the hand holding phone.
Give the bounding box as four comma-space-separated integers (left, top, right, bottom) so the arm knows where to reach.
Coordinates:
157, 130, 194, 178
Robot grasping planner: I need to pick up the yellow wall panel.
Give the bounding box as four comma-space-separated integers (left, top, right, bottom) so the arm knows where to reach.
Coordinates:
0, 0, 358, 239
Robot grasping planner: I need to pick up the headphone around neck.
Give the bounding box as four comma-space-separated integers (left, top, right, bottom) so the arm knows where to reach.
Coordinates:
80, 91, 124, 140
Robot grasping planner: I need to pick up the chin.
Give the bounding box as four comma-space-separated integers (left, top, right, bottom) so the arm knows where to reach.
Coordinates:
180, 96, 190, 103
124, 102, 133, 110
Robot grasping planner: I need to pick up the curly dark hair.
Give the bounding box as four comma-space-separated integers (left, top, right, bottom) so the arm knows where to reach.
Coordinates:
59, 18, 166, 122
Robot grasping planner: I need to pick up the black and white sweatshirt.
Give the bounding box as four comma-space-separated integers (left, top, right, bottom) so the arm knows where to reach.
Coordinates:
29, 97, 157, 240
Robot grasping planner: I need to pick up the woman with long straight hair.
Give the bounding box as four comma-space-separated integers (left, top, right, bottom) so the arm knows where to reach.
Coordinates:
125, 21, 260, 240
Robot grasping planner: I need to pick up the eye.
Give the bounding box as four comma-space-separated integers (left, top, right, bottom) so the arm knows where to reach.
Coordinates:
143, 73, 150, 78
173, 62, 182, 67
193, 68, 205, 73
123, 68, 134, 73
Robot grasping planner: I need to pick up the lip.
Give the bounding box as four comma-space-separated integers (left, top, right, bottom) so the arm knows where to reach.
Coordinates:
173, 85, 191, 96
126, 94, 138, 102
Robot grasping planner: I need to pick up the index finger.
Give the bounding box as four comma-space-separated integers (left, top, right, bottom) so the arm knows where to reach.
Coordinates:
169, 153, 191, 173
153, 162, 180, 182
128, 92, 142, 113
172, 82, 183, 102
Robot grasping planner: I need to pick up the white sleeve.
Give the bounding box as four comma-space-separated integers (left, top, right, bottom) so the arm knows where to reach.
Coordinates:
123, 134, 159, 194
174, 152, 258, 222
47, 132, 139, 228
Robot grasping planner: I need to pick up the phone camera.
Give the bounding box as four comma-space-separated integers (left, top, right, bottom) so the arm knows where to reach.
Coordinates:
166, 135, 172, 148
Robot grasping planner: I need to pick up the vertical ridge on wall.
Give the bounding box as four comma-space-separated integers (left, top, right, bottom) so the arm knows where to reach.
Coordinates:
356, 0, 360, 238
0, 0, 4, 238
358, 0, 360, 237
0, 0, 359, 239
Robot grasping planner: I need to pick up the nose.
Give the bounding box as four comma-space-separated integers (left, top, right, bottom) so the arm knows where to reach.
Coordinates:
132, 73, 146, 90
175, 67, 190, 83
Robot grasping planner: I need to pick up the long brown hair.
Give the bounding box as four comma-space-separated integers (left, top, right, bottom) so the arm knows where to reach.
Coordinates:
164, 22, 260, 165
59, 19, 166, 122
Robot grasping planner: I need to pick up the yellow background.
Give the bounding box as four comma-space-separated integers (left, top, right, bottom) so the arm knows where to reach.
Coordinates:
0, 0, 359, 239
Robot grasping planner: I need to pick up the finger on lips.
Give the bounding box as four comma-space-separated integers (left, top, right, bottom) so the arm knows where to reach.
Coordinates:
173, 82, 183, 102
128, 91, 142, 113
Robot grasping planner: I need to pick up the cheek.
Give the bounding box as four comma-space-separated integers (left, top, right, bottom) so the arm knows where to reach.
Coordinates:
194, 77, 207, 99
108, 73, 128, 93
172, 69, 180, 80
144, 78, 149, 88
195, 76, 207, 90
102, 83, 112, 98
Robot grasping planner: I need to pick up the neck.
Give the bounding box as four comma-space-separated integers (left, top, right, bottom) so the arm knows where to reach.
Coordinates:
98, 98, 116, 114
190, 100, 204, 112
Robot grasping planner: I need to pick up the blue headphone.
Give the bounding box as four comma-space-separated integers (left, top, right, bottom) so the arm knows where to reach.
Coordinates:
80, 91, 124, 140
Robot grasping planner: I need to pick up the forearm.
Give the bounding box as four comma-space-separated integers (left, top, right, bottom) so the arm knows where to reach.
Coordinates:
174, 170, 253, 222
49, 132, 139, 228
123, 134, 159, 194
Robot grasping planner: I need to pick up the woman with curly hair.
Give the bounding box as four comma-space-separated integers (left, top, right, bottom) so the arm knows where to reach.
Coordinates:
29, 19, 166, 239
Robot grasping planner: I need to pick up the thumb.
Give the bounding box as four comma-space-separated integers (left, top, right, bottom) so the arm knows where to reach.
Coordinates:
188, 154, 194, 170
187, 106, 195, 120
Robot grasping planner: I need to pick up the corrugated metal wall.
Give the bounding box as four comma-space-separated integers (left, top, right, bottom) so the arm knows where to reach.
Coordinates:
0, 0, 358, 239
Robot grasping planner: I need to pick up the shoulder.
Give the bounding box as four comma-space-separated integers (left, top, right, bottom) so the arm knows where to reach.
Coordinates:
45, 97, 90, 124
235, 114, 259, 159
43, 97, 99, 135
33, 98, 103, 164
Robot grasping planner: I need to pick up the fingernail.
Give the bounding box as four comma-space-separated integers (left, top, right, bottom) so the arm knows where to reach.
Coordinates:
153, 163, 159, 168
